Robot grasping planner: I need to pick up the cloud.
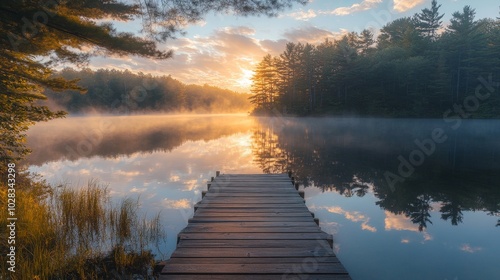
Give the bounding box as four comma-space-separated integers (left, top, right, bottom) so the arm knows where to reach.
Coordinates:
90, 25, 268, 93
196, 20, 207, 27
169, 175, 180, 182
288, 9, 317, 21
161, 27, 267, 92
163, 198, 191, 209
115, 170, 142, 177
324, 206, 377, 232
283, 26, 346, 44
393, 0, 425, 13
260, 39, 289, 55
384, 211, 433, 242
130, 187, 147, 193
460, 244, 482, 253
361, 223, 377, 232
385, 211, 417, 232
183, 179, 199, 191
321, 0, 382, 16
223, 26, 256, 35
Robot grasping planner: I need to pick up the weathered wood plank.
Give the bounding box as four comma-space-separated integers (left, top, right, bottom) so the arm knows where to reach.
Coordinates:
170, 247, 334, 258
202, 196, 301, 199
183, 221, 318, 227
194, 208, 310, 213
194, 203, 309, 208
203, 193, 302, 197
177, 239, 332, 248
165, 257, 341, 264
181, 226, 322, 233
166, 275, 351, 280
177, 232, 333, 241
199, 198, 304, 203
217, 174, 289, 177
163, 275, 351, 280
212, 180, 292, 184
209, 183, 295, 190
162, 263, 348, 274
206, 187, 298, 192
189, 217, 314, 222
209, 183, 294, 186
191, 212, 313, 217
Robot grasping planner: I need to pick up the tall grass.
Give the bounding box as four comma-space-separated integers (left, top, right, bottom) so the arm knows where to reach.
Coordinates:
0, 175, 165, 279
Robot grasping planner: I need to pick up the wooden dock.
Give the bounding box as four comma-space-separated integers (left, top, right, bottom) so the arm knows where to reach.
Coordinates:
160, 173, 351, 279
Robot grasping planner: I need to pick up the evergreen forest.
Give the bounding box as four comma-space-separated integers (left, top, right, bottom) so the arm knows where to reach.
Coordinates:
250, 1, 500, 118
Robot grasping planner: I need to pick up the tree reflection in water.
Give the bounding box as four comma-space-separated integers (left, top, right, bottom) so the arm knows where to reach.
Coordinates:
252, 117, 500, 229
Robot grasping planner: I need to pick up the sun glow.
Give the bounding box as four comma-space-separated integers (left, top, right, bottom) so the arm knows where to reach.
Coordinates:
236, 68, 255, 89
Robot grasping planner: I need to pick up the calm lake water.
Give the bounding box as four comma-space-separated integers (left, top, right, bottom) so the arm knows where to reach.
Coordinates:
26, 114, 500, 280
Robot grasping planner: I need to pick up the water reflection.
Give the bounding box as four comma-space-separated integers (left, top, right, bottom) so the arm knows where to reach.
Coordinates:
27, 115, 500, 231
252, 117, 500, 230
25, 115, 500, 279
26, 114, 255, 165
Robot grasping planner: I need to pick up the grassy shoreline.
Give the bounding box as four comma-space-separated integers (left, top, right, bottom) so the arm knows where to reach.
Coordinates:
0, 173, 166, 279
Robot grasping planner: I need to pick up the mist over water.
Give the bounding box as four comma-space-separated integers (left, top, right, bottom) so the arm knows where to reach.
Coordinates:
26, 114, 253, 165
26, 114, 500, 280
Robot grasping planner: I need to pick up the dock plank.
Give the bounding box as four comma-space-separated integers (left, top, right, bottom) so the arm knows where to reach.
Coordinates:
171, 247, 334, 258
165, 257, 341, 264
164, 275, 351, 280
189, 217, 314, 222
176, 239, 332, 248
181, 226, 322, 233
163, 263, 347, 274
178, 232, 333, 240
161, 173, 350, 279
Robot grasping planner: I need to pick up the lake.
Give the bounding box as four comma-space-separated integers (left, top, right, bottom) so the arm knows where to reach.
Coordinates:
26, 114, 500, 280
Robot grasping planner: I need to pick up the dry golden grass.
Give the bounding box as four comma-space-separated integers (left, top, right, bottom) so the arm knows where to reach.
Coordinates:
0, 175, 165, 279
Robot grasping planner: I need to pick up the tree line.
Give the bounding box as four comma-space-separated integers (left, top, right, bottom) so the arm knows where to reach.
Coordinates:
45, 68, 251, 114
250, 1, 500, 117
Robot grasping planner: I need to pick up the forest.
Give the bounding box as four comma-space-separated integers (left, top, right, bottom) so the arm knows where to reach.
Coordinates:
250, 1, 500, 117
45, 68, 252, 114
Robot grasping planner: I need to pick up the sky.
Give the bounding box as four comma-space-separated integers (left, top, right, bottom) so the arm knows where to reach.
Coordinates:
89, 0, 499, 93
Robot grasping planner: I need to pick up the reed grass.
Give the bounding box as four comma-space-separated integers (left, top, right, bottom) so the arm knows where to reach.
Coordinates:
0, 174, 165, 279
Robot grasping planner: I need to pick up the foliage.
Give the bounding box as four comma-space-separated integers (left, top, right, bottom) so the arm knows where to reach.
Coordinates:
250, 2, 500, 118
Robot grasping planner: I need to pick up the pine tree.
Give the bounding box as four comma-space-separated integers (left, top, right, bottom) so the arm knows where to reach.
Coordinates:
443, 5, 482, 102
415, 0, 445, 40
358, 29, 375, 56
249, 54, 279, 113
377, 17, 423, 53
278, 42, 303, 113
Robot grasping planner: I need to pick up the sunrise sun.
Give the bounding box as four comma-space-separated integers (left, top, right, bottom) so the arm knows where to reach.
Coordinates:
236, 68, 255, 90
